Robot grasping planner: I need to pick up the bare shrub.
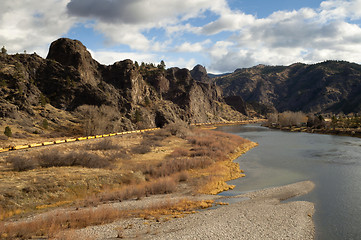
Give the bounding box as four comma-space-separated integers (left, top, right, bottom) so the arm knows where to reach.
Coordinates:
176, 171, 189, 182
0, 135, 8, 140
145, 177, 177, 194
163, 122, 191, 138
131, 144, 152, 154
75, 105, 122, 135
146, 157, 213, 178
86, 139, 120, 151
141, 135, 162, 147
278, 111, 307, 127
37, 150, 112, 169
169, 147, 189, 158
97, 176, 177, 203
266, 112, 278, 126
186, 129, 248, 161
11, 132, 30, 139
0, 206, 125, 239
153, 128, 172, 138
6, 155, 38, 171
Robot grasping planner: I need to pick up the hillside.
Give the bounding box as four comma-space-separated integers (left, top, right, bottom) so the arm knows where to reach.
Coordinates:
0, 38, 245, 139
212, 61, 361, 114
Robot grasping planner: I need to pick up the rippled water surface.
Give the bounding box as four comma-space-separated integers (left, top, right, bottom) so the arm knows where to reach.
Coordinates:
217, 124, 361, 240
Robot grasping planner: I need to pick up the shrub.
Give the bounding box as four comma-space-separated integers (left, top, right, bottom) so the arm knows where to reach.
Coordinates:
37, 150, 112, 169
42, 119, 49, 129
75, 105, 121, 135
6, 150, 115, 171
169, 148, 190, 158
86, 139, 120, 151
163, 122, 191, 138
12, 132, 30, 139
6, 156, 38, 171
176, 171, 189, 182
4, 126, 12, 137
145, 177, 177, 194
131, 144, 152, 154
97, 176, 177, 203
0, 135, 8, 140
146, 157, 214, 178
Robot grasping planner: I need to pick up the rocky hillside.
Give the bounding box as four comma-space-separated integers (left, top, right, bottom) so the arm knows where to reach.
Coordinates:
212, 61, 361, 114
0, 38, 244, 138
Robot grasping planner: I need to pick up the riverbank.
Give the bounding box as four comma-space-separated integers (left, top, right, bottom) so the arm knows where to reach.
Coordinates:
69, 181, 315, 239
268, 125, 361, 138
0, 124, 258, 238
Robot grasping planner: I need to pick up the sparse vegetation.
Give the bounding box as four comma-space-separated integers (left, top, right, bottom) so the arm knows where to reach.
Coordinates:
0, 123, 255, 238
4, 126, 12, 137
0, 198, 213, 239
266, 111, 307, 127
75, 105, 123, 135
266, 111, 361, 137
41, 119, 49, 129
1, 46, 7, 55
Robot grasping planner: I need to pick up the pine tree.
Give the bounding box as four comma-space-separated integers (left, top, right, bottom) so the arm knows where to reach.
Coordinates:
4, 126, 12, 137
1, 46, 7, 55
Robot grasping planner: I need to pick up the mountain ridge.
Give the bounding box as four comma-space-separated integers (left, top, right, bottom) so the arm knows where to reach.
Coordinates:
210, 60, 361, 114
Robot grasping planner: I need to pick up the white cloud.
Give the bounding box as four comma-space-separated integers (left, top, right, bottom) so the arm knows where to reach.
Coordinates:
205, 0, 361, 72
89, 49, 158, 65
167, 57, 197, 70
0, 0, 75, 56
201, 11, 255, 35
66, 0, 230, 49
174, 40, 211, 52
2, 0, 361, 73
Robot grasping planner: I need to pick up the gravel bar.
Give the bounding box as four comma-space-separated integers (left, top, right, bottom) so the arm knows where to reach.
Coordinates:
72, 181, 315, 240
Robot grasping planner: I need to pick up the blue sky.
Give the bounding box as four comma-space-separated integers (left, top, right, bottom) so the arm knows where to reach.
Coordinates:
2, 0, 361, 73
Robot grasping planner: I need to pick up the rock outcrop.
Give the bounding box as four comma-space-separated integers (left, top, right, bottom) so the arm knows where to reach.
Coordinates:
0, 38, 245, 137
190, 64, 210, 83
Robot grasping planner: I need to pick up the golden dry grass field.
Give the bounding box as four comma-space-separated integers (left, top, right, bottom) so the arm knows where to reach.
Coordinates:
0, 124, 257, 239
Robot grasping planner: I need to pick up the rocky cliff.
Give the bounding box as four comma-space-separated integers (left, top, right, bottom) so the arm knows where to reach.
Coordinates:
213, 61, 361, 114
0, 38, 244, 137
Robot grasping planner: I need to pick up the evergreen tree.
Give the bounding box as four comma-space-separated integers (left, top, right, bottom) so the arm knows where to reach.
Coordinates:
158, 60, 166, 70
1, 46, 7, 55
4, 126, 12, 137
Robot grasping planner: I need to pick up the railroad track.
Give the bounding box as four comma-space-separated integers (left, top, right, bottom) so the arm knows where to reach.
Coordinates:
0, 120, 263, 153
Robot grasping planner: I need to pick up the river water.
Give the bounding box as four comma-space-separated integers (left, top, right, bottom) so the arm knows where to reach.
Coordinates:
217, 124, 361, 240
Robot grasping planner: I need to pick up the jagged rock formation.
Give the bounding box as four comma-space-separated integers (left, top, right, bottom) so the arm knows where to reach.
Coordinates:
190, 64, 250, 116
213, 62, 361, 114
0, 38, 245, 137
190, 64, 210, 83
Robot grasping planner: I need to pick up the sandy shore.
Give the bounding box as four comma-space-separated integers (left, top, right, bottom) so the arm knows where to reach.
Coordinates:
71, 181, 315, 239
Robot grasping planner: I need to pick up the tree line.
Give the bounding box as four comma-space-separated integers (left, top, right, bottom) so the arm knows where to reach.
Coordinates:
266, 111, 361, 129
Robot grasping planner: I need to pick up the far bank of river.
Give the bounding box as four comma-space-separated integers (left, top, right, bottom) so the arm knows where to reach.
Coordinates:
267, 125, 361, 138
217, 124, 361, 240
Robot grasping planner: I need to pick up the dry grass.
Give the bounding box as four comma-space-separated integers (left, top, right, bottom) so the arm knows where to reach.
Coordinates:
6, 149, 115, 170
0, 123, 257, 238
0, 198, 214, 239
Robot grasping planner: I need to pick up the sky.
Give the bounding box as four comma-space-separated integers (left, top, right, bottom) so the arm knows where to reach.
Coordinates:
1, 0, 361, 73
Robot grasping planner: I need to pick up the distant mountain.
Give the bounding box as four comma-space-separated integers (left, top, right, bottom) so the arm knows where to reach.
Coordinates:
212, 61, 361, 114
0, 38, 245, 137
208, 73, 231, 79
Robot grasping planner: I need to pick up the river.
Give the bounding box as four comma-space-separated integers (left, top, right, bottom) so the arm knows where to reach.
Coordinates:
217, 124, 361, 240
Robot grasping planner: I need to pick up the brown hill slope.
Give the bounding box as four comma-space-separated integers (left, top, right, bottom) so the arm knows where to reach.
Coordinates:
0, 38, 244, 139
212, 61, 361, 114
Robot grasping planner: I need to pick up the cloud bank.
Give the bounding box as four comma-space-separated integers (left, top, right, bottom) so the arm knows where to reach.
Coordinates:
1, 0, 361, 72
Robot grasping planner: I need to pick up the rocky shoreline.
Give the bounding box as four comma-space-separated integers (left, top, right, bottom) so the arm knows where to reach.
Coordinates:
72, 181, 315, 239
